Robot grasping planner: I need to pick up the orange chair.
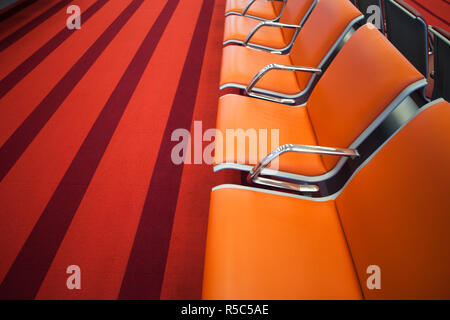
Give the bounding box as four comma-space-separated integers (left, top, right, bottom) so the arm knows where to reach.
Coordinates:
203, 99, 450, 300
223, 0, 318, 53
220, 0, 364, 102
214, 25, 426, 188
225, 0, 287, 21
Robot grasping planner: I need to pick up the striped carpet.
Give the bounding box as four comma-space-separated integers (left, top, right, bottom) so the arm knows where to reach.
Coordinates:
0, 0, 240, 300
0, 0, 447, 300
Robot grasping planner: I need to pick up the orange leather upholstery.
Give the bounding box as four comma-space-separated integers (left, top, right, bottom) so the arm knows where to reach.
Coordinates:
203, 100, 450, 300
202, 187, 363, 300
306, 25, 423, 171
220, 0, 363, 94
225, 0, 284, 21
336, 100, 450, 299
216, 25, 424, 177
223, 0, 316, 47
215, 94, 327, 176
223, 15, 289, 49
220, 45, 301, 94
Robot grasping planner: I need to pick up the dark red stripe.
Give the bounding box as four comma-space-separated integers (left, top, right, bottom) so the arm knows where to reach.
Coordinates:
0, 0, 37, 23
0, 0, 107, 100
409, 0, 450, 27
0, 0, 110, 183
0, 0, 74, 52
118, 0, 216, 300
0, 0, 152, 299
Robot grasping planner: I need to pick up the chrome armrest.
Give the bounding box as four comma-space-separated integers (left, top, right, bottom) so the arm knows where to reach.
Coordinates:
246, 63, 322, 95
242, 0, 257, 15
247, 144, 360, 192
244, 21, 301, 48
242, 0, 287, 16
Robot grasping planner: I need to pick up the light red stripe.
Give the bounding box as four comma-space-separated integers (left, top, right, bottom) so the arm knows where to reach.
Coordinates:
0, 0, 75, 53
0, 0, 121, 149
0, 0, 134, 287
159, 0, 232, 300
118, 0, 216, 300
0, 0, 96, 80
35, 0, 203, 300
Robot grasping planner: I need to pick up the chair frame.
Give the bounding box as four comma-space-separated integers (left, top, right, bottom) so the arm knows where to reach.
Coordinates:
384, 0, 429, 99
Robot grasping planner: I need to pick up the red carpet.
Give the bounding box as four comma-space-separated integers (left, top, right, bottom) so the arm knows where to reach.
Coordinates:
0, 0, 239, 299
0, 0, 447, 300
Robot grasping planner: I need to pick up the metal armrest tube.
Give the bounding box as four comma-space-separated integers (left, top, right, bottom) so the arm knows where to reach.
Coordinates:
242, 0, 257, 15
247, 144, 359, 192
244, 21, 301, 46
246, 64, 322, 94
243, 92, 296, 104
242, 0, 287, 16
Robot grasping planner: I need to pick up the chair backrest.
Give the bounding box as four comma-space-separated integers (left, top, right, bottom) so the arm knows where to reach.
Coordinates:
430, 26, 450, 101
289, 0, 363, 89
278, 0, 317, 42
336, 100, 450, 299
306, 24, 424, 171
384, 0, 428, 77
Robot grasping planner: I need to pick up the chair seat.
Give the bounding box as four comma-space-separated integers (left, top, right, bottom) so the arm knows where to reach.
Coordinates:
223, 15, 288, 49
202, 186, 362, 300
220, 45, 302, 95
225, 0, 284, 20
215, 94, 329, 176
